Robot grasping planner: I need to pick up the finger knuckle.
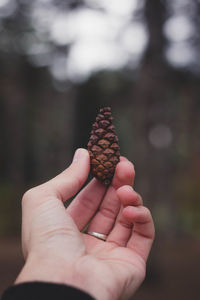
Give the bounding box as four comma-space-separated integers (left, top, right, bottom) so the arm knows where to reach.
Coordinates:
21, 187, 37, 205
143, 206, 151, 218
136, 193, 143, 204
140, 267, 146, 283
129, 161, 135, 177
142, 206, 155, 239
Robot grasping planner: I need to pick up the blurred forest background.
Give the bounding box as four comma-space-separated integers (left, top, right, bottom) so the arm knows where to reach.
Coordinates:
0, 0, 200, 299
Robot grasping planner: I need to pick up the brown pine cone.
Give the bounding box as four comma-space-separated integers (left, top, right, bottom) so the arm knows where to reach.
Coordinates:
87, 107, 120, 186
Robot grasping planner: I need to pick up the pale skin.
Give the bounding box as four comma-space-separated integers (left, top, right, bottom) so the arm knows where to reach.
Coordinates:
16, 148, 155, 300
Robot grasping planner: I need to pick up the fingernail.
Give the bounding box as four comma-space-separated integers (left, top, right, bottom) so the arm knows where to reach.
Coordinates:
73, 148, 87, 163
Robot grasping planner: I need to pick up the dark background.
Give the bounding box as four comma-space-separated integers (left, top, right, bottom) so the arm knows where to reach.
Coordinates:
0, 0, 200, 299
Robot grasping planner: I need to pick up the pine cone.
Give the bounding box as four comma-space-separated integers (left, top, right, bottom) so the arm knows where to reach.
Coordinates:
87, 107, 120, 186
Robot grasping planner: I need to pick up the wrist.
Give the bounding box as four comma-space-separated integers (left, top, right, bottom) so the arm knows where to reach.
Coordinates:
15, 253, 113, 300
15, 253, 98, 298
15, 252, 70, 285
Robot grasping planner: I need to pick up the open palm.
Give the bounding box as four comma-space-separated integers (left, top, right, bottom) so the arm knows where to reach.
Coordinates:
17, 149, 154, 300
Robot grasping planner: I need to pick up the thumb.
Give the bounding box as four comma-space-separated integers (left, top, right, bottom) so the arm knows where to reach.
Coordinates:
48, 148, 90, 202
21, 149, 89, 260
22, 148, 90, 210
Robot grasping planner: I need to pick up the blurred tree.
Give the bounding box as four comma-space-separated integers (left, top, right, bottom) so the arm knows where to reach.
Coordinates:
132, 0, 176, 232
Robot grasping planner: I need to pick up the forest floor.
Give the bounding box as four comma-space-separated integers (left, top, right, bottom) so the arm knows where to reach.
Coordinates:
0, 236, 199, 300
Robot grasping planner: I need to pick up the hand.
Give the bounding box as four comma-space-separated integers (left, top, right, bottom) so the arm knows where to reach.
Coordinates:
16, 148, 155, 300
